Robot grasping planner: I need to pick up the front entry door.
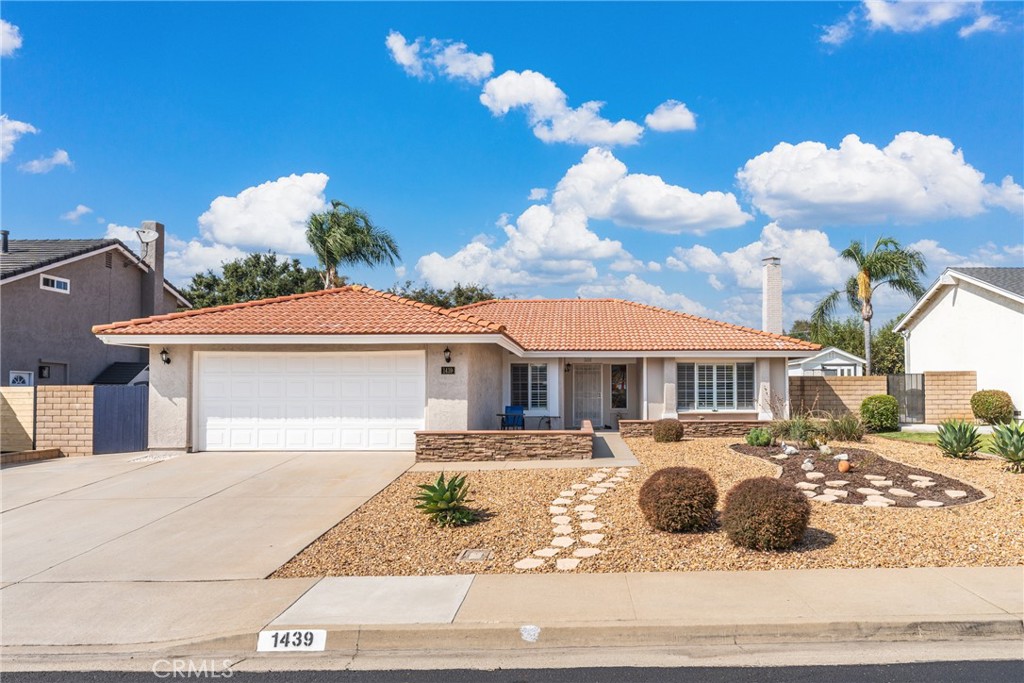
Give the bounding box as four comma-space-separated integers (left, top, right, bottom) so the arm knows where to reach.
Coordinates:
574, 364, 603, 428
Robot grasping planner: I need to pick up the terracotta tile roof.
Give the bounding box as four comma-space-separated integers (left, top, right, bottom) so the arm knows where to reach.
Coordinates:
451, 299, 819, 352
92, 285, 507, 336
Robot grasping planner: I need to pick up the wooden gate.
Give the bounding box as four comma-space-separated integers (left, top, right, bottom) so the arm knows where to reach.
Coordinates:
92, 385, 148, 454
887, 374, 926, 424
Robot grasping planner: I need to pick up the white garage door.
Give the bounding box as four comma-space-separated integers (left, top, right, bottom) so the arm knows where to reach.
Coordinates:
196, 350, 425, 451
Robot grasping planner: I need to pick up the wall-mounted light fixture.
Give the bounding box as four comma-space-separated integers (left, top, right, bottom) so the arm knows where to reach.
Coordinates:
564, 363, 573, 373
160, 348, 171, 365
443, 347, 452, 364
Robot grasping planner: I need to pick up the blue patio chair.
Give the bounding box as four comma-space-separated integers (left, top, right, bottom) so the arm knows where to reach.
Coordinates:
502, 405, 525, 430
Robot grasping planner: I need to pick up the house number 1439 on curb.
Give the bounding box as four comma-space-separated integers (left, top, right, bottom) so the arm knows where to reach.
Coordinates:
257, 629, 326, 652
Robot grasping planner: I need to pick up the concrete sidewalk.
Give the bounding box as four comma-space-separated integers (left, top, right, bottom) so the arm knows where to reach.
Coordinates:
2, 566, 1020, 657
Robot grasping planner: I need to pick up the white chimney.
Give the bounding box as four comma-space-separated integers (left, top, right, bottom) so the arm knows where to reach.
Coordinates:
762, 256, 782, 335
139, 220, 165, 317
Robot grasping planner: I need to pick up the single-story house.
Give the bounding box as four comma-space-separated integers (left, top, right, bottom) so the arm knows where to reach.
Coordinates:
788, 346, 866, 377
93, 284, 819, 453
895, 267, 1023, 415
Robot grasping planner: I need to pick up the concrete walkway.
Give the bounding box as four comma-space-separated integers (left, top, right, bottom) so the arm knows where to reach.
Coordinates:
0, 450, 413, 583
410, 431, 639, 472
2, 566, 1019, 655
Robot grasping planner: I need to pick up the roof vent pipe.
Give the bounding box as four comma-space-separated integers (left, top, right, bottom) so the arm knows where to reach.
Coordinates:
1, 230, 8, 254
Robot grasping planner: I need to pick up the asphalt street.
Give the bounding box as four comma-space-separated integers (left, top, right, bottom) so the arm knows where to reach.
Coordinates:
5, 661, 1024, 683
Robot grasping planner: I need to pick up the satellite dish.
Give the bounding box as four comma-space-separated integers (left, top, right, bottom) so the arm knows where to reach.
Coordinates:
136, 228, 160, 244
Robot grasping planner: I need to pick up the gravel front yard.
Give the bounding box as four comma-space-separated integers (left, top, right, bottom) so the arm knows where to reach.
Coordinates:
272, 436, 1024, 577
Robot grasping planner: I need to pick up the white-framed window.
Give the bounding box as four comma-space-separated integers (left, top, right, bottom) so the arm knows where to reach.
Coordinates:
677, 362, 756, 411
40, 274, 70, 294
511, 363, 548, 410
611, 364, 627, 410
9, 370, 34, 386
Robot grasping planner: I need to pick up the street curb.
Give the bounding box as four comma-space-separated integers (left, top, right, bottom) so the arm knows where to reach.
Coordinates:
3, 615, 1021, 658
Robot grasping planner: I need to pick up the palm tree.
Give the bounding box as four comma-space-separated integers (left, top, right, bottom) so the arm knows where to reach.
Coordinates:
811, 237, 926, 375
305, 200, 400, 288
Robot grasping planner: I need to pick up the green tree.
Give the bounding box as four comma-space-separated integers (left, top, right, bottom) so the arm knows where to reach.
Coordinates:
811, 237, 926, 374
388, 281, 503, 308
306, 200, 400, 288
181, 252, 325, 309
871, 314, 906, 375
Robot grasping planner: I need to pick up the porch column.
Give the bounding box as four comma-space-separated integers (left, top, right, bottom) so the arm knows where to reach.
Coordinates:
662, 359, 677, 419
757, 359, 774, 420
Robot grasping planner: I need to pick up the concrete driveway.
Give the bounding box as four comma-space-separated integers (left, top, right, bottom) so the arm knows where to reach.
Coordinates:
0, 450, 412, 583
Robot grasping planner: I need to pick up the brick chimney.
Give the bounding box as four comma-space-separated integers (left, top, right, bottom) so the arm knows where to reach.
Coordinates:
139, 221, 165, 317
762, 256, 782, 335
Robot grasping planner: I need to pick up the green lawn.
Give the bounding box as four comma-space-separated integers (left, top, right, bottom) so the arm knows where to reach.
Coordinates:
873, 431, 995, 451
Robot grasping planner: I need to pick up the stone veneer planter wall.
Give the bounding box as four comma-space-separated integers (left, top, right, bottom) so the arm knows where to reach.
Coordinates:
415, 420, 594, 462
619, 419, 757, 438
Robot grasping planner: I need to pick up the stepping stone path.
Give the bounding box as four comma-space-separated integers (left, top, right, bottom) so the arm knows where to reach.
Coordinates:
825, 480, 849, 487
812, 494, 838, 503
889, 488, 916, 498
514, 466, 634, 571
866, 495, 896, 506
912, 481, 936, 488
823, 488, 848, 498
871, 480, 894, 487
795, 482, 819, 490
856, 488, 882, 496
945, 490, 967, 499
864, 475, 886, 481
805, 472, 825, 481
801, 490, 816, 497
917, 500, 944, 508
908, 475, 931, 481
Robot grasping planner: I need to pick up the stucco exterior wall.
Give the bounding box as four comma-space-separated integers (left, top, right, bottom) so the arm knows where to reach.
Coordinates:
904, 281, 1024, 412
0, 249, 182, 387
148, 344, 193, 450
465, 343, 503, 430
645, 358, 666, 419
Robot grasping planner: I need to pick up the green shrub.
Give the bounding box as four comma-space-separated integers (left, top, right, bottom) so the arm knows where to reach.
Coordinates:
987, 420, 1024, 473
860, 395, 899, 432
937, 420, 982, 459
824, 413, 865, 442
769, 415, 821, 447
745, 427, 773, 447
652, 418, 684, 442
721, 477, 811, 551
414, 473, 476, 527
970, 390, 1015, 425
638, 467, 717, 533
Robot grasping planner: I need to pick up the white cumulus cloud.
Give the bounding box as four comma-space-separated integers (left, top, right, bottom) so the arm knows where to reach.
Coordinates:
667, 222, 854, 291
821, 1, 1008, 46
577, 274, 708, 316
737, 131, 1023, 225
61, 204, 93, 222
481, 70, 643, 146
1, 19, 22, 57
1, 114, 37, 161
197, 172, 329, 253
958, 13, 1004, 37
554, 147, 750, 233
908, 239, 1024, 269
165, 238, 248, 283
527, 187, 548, 201
104, 223, 141, 245
644, 100, 697, 132
385, 30, 494, 83
18, 148, 72, 174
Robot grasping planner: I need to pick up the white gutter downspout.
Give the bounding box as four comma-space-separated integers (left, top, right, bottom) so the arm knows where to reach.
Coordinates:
641, 357, 648, 420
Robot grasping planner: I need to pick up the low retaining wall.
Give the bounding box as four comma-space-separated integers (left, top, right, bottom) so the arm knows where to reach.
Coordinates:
1, 386, 35, 453
1, 448, 64, 467
925, 371, 976, 423
415, 421, 594, 462
35, 385, 94, 457
789, 375, 887, 416
619, 419, 757, 438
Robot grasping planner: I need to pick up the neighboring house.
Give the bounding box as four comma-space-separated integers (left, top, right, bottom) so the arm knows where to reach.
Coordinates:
93, 276, 818, 453
788, 346, 866, 377
0, 223, 188, 386
895, 267, 1024, 414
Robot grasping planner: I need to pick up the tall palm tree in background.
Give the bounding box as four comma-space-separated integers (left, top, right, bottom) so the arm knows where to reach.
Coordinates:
811, 237, 926, 375
305, 200, 400, 288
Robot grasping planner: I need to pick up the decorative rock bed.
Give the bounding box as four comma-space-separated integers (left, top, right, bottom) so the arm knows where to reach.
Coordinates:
731, 444, 986, 507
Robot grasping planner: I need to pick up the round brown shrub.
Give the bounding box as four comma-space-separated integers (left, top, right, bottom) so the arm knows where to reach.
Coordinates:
652, 419, 684, 442
721, 477, 811, 551
638, 466, 717, 532
971, 390, 1015, 424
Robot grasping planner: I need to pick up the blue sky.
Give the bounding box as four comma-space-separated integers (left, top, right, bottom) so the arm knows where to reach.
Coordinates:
2, 1, 1022, 329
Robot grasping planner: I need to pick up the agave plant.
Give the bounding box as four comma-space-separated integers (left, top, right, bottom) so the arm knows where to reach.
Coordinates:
988, 420, 1024, 473
937, 419, 982, 459
414, 473, 475, 527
